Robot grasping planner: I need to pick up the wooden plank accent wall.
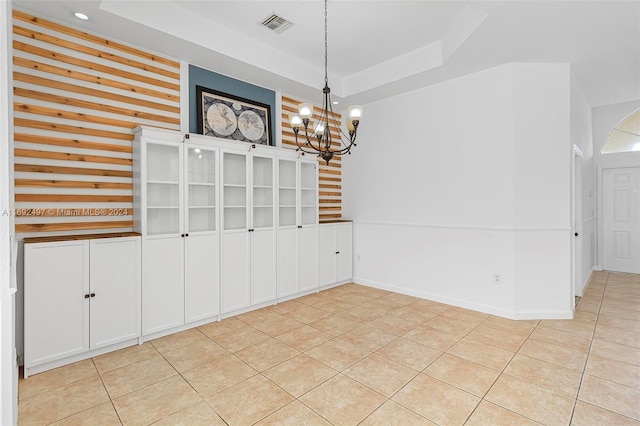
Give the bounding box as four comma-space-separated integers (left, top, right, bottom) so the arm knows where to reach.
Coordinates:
12, 10, 181, 236
281, 96, 342, 221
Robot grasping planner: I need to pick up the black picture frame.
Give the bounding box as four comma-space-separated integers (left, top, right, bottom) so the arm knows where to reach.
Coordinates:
196, 85, 273, 146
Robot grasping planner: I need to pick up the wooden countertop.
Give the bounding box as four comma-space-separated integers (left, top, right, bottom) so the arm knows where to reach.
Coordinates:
319, 219, 353, 224
23, 232, 141, 244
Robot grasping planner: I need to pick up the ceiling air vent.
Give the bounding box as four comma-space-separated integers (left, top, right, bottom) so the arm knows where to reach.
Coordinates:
260, 13, 294, 34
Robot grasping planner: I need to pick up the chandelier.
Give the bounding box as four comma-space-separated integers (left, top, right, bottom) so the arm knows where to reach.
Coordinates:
288, 0, 363, 165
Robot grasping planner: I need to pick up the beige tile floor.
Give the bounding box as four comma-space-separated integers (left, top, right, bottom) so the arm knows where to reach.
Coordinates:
18, 271, 640, 425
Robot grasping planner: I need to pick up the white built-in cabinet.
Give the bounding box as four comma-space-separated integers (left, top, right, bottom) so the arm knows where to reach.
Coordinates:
319, 222, 353, 287
133, 126, 323, 337
277, 152, 319, 299
134, 128, 220, 336
24, 234, 141, 377
220, 148, 276, 313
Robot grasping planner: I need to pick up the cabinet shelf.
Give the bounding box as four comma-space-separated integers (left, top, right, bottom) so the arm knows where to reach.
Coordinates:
253, 205, 273, 208
224, 205, 246, 209
148, 180, 179, 185
188, 182, 216, 187
189, 205, 216, 209
279, 186, 296, 190
224, 184, 246, 188
279, 204, 296, 208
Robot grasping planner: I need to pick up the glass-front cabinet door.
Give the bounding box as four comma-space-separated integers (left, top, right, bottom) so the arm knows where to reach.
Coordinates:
252, 155, 274, 230
278, 158, 297, 228
146, 141, 182, 236
185, 146, 217, 234
300, 161, 317, 225
222, 152, 248, 231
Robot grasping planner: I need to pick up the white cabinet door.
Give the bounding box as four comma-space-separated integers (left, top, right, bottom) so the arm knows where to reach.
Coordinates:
277, 227, 298, 298
336, 223, 353, 282
222, 231, 250, 313
25, 241, 89, 367
185, 233, 220, 322
299, 226, 318, 292
143, 237, 184, 334
318, 225, 337, 287
252, 229, 276, 304
90, 237, 141, 349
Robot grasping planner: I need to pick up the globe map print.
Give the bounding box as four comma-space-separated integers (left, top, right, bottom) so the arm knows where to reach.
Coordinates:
199, 87, 271, 145
238, 110, 264, 141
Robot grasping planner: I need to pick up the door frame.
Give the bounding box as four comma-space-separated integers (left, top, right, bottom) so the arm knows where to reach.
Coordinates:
598, 165, 640, 273
571, 145, 583, 309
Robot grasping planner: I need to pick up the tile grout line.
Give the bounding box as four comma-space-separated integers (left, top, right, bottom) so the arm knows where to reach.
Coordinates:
569, 272, 607, 425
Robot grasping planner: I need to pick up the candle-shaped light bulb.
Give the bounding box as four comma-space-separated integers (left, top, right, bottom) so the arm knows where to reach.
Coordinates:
289, 114, 302, 129
347, 105, 363, 120
298, 102, 314, 119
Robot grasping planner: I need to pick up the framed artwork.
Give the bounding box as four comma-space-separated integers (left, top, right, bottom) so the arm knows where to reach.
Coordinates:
196, 85, 272, 146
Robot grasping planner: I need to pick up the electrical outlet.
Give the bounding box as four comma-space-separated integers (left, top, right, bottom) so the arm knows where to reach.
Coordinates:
492, 273, 501, 285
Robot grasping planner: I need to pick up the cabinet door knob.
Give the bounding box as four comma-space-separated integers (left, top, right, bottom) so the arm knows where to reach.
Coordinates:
90, 293, 96, 298
185, 233, 189, 237
336, 251, 340, 254
298, 225, 302, 229
84, 294, 90, 299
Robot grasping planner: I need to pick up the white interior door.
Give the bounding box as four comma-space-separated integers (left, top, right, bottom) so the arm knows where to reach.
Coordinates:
603, 167, 640, 273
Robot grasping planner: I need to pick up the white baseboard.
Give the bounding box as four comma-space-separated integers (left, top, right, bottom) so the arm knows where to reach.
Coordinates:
352, 277, 573, 320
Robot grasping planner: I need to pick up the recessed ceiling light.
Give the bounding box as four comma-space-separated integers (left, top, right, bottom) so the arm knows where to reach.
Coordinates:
74, 12, 90, 21
332, 101, 339, 105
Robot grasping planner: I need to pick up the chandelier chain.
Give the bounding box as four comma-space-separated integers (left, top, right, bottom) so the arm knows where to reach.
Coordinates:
324, 0, 328, 85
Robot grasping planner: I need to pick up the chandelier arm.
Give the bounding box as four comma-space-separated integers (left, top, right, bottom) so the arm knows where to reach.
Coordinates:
299, 121, 326, 154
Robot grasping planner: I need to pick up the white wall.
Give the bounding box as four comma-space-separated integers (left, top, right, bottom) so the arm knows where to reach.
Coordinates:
570, 72, 596, 296
512, 64, 572, 316
344, 63, 574, 319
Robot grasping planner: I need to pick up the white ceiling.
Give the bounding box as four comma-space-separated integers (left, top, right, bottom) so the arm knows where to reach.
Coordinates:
12, 0, 640, 108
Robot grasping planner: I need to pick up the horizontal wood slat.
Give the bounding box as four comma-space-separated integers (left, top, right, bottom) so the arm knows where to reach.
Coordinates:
14, 60, 180, 105
14, 87, 179, 124
13, 25, 179, 80
15, 102, 144, 129
16, 194, 133, 203
14, 118, 134, 140
15, 164, 133, 178
16, 220, 134, 233
14, 133, 132, 154
15, 148, 132, 166
15, 179, 132, 190
13, 10, 179, 68
281, 102, 341, 120
320, 214, 342, 220
13, 41, 179, 91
